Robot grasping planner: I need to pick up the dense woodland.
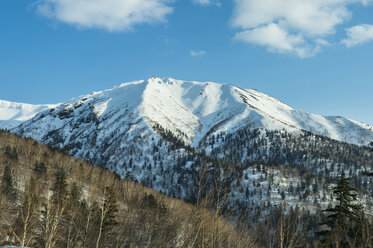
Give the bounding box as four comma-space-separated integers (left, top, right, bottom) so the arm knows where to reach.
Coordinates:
1, 130, 373, 247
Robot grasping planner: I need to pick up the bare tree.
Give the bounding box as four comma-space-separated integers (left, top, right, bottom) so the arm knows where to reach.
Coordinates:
95, 185, 118, 248
14, 176, 42, 247
42, 194, 67, 248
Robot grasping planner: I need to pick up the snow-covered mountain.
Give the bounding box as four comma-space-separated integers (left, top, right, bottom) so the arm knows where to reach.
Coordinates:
2, 77, 373, 217
4, 77, 373, 146
0, 100, 58, 130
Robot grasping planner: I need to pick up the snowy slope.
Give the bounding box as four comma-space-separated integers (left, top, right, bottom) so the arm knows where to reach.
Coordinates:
4, 77, 373, 146
143, 77, 373, 146
0, 100, 58, 130
3, 77, 373, 218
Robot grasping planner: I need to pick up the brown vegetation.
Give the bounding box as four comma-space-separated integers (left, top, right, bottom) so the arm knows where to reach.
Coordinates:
1, 130, 372, 247
0, 130, 254, 247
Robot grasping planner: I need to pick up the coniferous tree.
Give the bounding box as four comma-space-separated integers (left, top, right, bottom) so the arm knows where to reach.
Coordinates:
52, 167, 68, 204
40, 167, 69, 248
64, 182, 86, 248
1, 164, 16, 201
318, 170, 363, 247
3, 145, 18, 160
34, 161, 47, 176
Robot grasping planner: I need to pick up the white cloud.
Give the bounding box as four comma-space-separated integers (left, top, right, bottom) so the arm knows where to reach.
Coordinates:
190, 50, 206, 56
192, 0, 211, 5
342, 24, 373, 47
35, 0, 173, 32
191, 0, 221, 7
231, 0, 373, 57
234, 23, 319, 58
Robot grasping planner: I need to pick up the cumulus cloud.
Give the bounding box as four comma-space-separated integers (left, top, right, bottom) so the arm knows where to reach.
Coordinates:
190, 50, 206, 56
35, 0, 173, 32
234, 23, 319, 58
342, 24, 373, 47
231, 0, 373, 57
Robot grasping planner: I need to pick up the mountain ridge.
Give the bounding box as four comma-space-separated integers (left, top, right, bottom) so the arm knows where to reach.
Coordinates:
1, 77, 372, 146
0, 99, 58, 130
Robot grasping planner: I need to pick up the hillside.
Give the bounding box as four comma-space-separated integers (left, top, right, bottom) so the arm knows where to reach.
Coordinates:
0, 131, 253, 248
2, 130, 371, 248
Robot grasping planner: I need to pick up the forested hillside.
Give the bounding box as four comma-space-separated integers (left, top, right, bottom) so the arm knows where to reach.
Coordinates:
6, 78, 373, 227
1, 130, 373, 247
0, 131, 253, 248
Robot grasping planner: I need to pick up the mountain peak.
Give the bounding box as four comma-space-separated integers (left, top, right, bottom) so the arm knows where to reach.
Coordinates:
1, 77, 373, 146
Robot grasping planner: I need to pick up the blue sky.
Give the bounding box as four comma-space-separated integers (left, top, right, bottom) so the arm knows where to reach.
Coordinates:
1, 0, 373, 125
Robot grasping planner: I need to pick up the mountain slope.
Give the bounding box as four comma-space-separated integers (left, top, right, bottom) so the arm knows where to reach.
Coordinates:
2, 77, 373, 222
7, 77, 373, 147
0, 130, 252, 248
0, 99, 57, 130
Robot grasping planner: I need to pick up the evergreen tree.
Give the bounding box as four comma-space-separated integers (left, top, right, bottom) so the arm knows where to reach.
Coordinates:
40, 167, 69, 248
51, 167, 68, 204
3, 145, 18, 160
125, 170, 134, 181
317, 170, 363, 247
34, 161, 47, 176
102, 186, 118, 231
64, 182, 85, 248
1, 164, 16, 201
